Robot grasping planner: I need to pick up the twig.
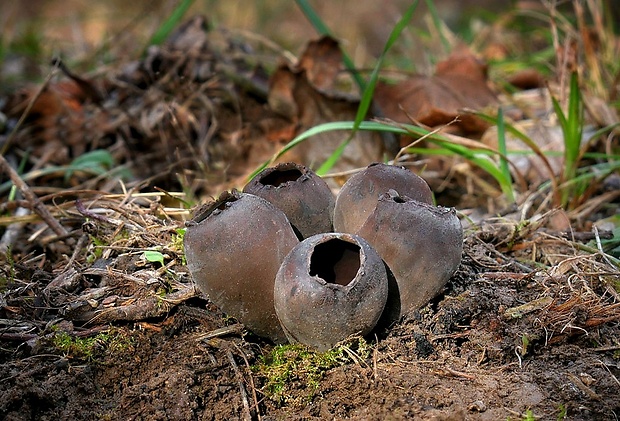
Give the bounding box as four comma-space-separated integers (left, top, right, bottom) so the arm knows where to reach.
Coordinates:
80, 285, 196, 324
436, 367, 476, 381
0, 67, 58, 156
64, 234, 89, 270
593, 345, 620, 352
194, 324, 245, 341
0, 332, 38, 342
75, 199, 113, 224
0, 155, 68, 237
233, 343, 261, 421
565, 371, 601, 401
226, 348, 252, 421
597, 359, 620, 388
593, 225, 616, 268
393, 116, 460, 163
373, 346, 379, 381
0, 206, 30, 254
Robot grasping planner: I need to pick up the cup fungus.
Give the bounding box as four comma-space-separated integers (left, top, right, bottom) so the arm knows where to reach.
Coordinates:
244, 162, 335, 239
333, 162, 433, 234
357, 190, 463, 320
274, 233, 388, 351
184, 190, 298, 343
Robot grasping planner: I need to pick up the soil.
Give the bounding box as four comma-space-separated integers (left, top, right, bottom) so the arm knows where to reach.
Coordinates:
1, 7, 620, 421
1, 226, 618, 420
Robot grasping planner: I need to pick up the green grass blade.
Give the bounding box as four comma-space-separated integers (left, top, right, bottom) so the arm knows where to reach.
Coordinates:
549, 71, 584, 206
550, 93, 568, 134
294, 0, 365, 90
315, 1, 420, 174
249, 120, 512, 196
472, 109, 558, 193
316, 139, 351, 175
354, 0, 419, 130
585, 123, 620, 144
564, 71, 583, 181
425, 0, 450, 53
148, 0, 196, 47
496, 107, 515, 202
395, 124, 513, 197
246, 122, 360, 181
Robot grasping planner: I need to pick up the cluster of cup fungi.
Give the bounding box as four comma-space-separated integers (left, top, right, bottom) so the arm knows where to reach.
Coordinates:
184, 162, 463, 351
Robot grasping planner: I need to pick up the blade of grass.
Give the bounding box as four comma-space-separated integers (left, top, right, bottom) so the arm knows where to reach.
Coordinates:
295, 0, 365, 90
246, 122, 361, 181
564, 71, 584, 181
148, 0, 196, 47
470, 109, 559, 196
425, 0, 451, 54
550, 71, 584, 206
395, 124, 514, 198
496, 107, 515, 202
315, 1, 420, 175
250, 120, 515, 197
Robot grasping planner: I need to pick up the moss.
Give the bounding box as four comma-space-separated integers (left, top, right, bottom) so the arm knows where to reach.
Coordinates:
252, 338, 370, 406
50, 328, 133, 363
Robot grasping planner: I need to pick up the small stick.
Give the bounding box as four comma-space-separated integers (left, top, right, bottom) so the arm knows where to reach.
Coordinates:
194, 324, 245, 341
565, 372, 601, 401
373, 346, 379, 381
0, 155, 67, 237
1, 67, 58, 156
226, 348, 252, 421
1, 64, 67, 237
233, 343, 262, 421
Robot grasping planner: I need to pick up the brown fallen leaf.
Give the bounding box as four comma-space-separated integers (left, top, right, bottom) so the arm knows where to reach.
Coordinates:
267, 37, 384, 173
507, 68, 546, 90
297, 36, 343, 92
374, 50, 498, 134
3, 78, 101, 164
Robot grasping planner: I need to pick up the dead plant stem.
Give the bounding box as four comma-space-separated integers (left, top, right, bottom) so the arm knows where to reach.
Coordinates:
226, 349, 252, 421
0, 155, 68, 237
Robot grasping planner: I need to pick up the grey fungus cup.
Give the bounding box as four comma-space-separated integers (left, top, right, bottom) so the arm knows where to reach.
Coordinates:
184, 190, 298, 343
274, 233, 388, 352
357, 190, 463, 321
243, 162, 335, 239
333, 162, 434, 234
184, 162, 462, 349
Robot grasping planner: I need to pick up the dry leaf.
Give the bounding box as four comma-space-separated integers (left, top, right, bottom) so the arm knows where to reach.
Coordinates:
507, 69, 546, 90
297, 36, 343, 92
374, 51, 498, 134
267, 37, 384, 173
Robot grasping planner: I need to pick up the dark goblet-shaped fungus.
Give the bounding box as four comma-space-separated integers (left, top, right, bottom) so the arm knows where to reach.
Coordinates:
274, 233, 388, 351
244, 162, 335, 239
333, 162, 433, 234
184, 190, 299, 343
357, 190, 463, 321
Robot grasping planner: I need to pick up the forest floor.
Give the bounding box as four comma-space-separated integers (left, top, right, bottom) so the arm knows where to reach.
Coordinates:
1, 2, 619, 420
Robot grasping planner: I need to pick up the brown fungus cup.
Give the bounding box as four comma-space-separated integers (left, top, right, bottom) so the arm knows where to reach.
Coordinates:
274, 233, 388, 352
184, 190, 298, 343
333, 162, 433, 234
244, 162, 335, 239
357, 190, 463, 322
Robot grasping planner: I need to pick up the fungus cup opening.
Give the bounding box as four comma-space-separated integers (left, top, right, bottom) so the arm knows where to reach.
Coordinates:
190, 191, 239, 224
309, 238, 361, 287
260, 168, 303, 187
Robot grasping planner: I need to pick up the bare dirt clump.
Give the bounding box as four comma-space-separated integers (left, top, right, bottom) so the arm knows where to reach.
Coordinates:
1, 11, 619, 421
